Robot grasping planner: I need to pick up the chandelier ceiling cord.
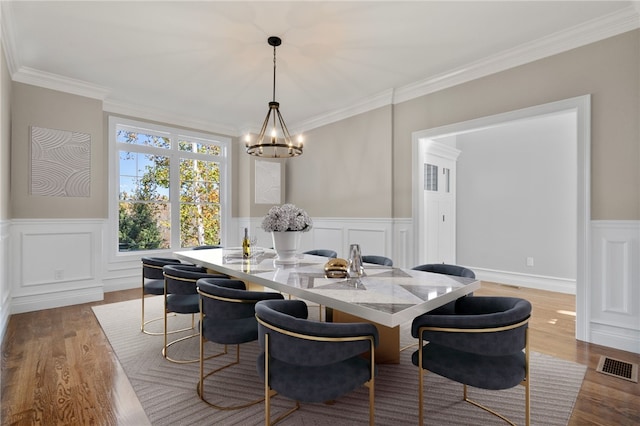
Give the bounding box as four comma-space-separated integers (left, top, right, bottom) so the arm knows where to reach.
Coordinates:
245, 36, 303, 158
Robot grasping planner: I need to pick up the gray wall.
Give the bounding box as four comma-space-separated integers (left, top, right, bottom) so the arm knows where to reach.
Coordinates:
392, 29, 639, 221
286, 105, 393, 218
11, 83, 105, 218
1, 44, 10, 220
7, 30, 639, 224
454, 112, 577, 279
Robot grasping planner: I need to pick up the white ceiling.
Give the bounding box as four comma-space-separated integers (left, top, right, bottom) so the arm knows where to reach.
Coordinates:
2, 1, 639, 136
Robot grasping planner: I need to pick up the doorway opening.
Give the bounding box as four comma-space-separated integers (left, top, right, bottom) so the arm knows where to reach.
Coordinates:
411, 95, 591, 341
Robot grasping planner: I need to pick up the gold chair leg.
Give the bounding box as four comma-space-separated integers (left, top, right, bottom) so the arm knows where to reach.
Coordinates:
142, 290, 193, 336
140, 281, 145, 332
143, 308, 186, 336
365, 379, 375, 426
418, 337, 424, 425
197, 344, 263, 410
163, 310, 202, 364
524, 328, 530, 426
400, 342, 418, 352
524, 377, 530, 426
163, 336, 199, 363
267, 396, 299, 426
461, 329, 530, 425
463, 384, 517, 426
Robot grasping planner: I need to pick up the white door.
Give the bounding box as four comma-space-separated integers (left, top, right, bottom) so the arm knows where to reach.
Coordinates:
421, 142, 460, 265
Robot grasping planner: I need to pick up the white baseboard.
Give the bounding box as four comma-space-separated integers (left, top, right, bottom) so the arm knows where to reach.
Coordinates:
0, 220, 11, 344
590, 321, 640, 355
472, 267, 576, 294
11, 286, 104, 314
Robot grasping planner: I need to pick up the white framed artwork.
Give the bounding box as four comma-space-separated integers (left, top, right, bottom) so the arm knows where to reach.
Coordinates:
254, 160, 281, 204
30, 126, 91, 197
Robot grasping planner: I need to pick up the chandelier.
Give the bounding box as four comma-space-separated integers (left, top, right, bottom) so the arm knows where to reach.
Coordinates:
245, 36, 303, 158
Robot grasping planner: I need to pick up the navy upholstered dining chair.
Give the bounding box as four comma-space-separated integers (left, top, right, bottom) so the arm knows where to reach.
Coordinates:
411, 264, 476, 314
303, 249, 338, 258
140, 256, 182, 335
255, 299, 378, 425
191, 244, 223, 250
411, 296, 532, 425
362, 255, 393, 267
161, 264, 227, 363
196, 278, 284, 410
412, 263, 475, 278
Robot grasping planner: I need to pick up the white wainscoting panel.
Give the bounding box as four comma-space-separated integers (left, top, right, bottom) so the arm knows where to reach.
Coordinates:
590, 220, 640, 354
0, 220, 11, 343
312, 218, 395, 260
241, 217, 401, 264
10, 219, 104, 313
10, 216, 638, 357
392, 218, 413, 269
307, 225, 345, 256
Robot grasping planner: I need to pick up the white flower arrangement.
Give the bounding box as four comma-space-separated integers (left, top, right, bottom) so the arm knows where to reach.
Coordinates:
261, 203, 313, 232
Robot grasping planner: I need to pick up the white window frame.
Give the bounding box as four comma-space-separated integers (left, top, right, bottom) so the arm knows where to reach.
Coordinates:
108, 116, 231, 260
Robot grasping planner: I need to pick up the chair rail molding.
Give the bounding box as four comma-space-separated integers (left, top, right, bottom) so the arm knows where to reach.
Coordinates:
9, 218, 105, 314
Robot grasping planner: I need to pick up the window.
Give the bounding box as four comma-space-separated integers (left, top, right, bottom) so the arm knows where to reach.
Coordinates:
110, 117, 230, 254
424, 163, 438, 191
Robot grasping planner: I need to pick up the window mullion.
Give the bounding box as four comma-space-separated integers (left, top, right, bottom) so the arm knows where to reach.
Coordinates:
112, 117, 229, 255
169, 138, 182, 249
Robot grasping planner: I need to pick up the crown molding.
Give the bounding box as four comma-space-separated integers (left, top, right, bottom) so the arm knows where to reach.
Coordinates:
295, 4, 640, 131
103, 99, 238, 137
1, 1, 20, 75
12, 67, 111, 100
3, 3, 638, 136
292, 89, 394, 133
393, 5, 640, 105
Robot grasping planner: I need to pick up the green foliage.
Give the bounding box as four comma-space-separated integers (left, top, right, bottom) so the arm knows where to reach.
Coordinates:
118, 133, 222, 252
118, 201, 165, 251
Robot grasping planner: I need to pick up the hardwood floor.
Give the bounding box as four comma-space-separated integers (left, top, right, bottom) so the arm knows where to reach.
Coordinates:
1, 283, 639, 425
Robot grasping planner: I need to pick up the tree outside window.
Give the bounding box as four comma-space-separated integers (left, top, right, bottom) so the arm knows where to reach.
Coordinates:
115, 124, 226, 252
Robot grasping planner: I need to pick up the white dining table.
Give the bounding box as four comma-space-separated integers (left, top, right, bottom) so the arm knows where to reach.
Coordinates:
174, 247, 480, 363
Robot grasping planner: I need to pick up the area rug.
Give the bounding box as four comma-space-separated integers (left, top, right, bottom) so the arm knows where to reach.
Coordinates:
93, 296, 586, 425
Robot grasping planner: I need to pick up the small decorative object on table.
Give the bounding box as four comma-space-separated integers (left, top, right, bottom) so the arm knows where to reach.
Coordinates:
242, 227, 251, 258
348, 243, 364, 277
261, 204, 312, 264
324, 258, 349, 278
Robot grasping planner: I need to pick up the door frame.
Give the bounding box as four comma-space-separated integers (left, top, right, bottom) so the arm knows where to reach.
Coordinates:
411, 95, 591, 342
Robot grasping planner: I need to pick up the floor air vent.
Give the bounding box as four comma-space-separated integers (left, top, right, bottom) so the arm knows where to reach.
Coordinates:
596, 356, 638, 383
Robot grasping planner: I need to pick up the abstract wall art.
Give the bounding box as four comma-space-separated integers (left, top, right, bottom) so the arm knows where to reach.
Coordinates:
254, 159, 282, 204
30, 126, 91, 197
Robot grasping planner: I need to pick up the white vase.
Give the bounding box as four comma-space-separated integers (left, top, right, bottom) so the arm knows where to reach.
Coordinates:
271, 231, 302, 264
